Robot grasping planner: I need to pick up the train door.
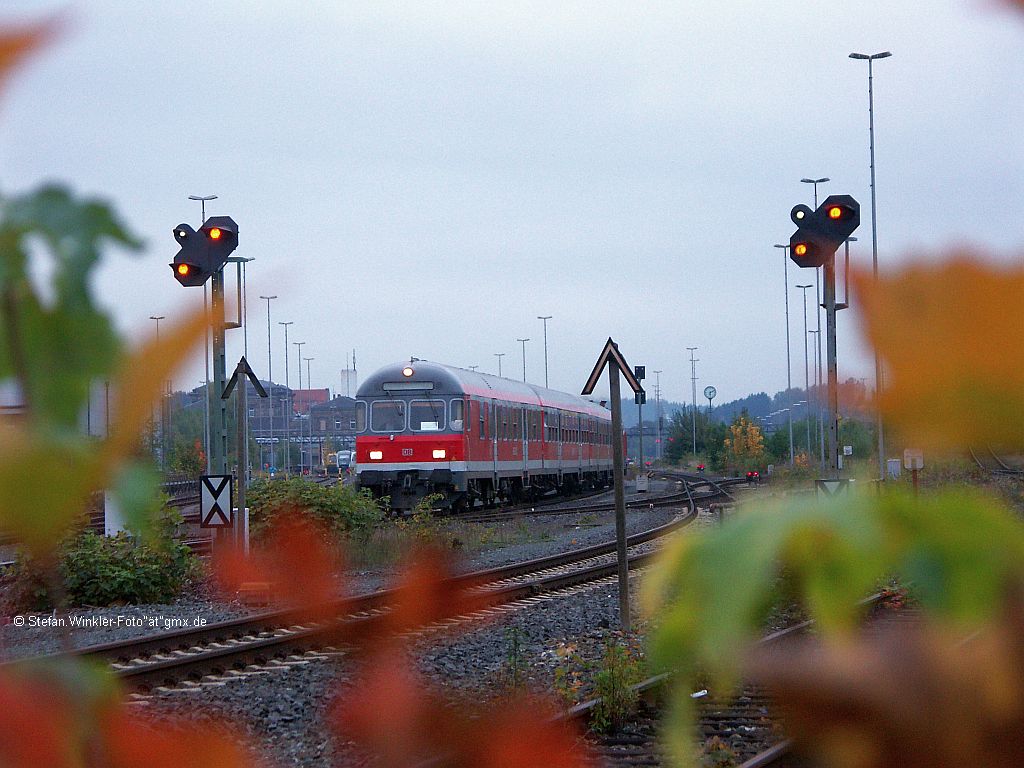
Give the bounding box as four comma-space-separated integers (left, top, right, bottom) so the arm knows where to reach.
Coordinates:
521, 405, 529, 485
491, 400, 498, 488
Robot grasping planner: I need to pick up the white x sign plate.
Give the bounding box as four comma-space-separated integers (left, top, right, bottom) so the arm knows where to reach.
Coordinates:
200, 474, 233, 528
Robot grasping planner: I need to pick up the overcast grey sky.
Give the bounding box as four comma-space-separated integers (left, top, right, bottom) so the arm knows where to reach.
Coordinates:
4, 1, 1023, 405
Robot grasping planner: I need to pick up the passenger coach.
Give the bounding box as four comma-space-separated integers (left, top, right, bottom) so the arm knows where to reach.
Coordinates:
355, 360, 616, 513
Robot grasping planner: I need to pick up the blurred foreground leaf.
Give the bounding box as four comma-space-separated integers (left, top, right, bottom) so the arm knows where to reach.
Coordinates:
645, 489, 1024, 766
852, 257, 1024, 449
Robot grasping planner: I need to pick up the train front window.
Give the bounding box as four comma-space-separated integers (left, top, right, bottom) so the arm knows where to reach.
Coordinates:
410, 399, 445, 431
371, 400, 405, 432
354, 402, 367, 432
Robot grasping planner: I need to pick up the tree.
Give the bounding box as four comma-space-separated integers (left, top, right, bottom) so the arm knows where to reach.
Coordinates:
722, 410, 765, 472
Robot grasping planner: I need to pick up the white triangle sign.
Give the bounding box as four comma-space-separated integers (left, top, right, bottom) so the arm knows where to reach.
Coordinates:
816, 479, 849, 498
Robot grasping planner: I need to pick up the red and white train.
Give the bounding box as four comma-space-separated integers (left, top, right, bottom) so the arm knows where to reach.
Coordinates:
354, 360, 617, 513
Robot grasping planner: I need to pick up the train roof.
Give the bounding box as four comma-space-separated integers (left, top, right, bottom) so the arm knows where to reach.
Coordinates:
357, 360, 611, 419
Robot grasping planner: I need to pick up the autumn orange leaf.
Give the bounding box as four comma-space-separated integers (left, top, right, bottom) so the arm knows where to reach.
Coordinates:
102, 708, 262, 768
852, 256, 1024, 448
0, 672, 77, 768
213, 514, 344, 611
748, 612, 1024, 768
0, 20, 57, 98
377, 548, 494, 639
332, 652, 592, 768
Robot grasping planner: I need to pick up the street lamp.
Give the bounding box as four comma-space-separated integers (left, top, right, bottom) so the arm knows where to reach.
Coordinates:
653, 370, 663, 461
796, 284, 814, 457
304, 356, 315, 472
294, 340, 305, 474
278, 319, 294, 475
686, 348, 698, 455
850, 50, 892, 482
774, 244, 795, 466
800, 177, 830, 208
801, 177, 829, 470
188, 194, 217, 223
494, 352, 505, 377
260, 296, 277, 472
537, 315, 552, 388
517, 338, 530, 382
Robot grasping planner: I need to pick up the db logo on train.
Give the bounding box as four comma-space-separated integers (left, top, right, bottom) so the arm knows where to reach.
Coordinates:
402, 448, 413, 457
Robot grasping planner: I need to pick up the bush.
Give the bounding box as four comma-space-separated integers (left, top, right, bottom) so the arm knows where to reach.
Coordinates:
246, 478, 383, 542
3, 507, 197, 610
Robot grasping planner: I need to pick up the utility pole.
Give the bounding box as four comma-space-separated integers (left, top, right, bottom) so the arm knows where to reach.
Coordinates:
686, 348, 698, 455
260, 296, 276, 472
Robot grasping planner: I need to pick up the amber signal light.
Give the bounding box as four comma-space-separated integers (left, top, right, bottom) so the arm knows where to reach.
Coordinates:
208, 227, 222, 240
177, 263, 191, 276
794, 243, 809, 257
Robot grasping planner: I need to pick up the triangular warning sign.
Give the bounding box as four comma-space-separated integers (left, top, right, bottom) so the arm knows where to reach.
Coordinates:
815, 479, 850, 498
581, 338, 644, 396
200, 474, 233, 527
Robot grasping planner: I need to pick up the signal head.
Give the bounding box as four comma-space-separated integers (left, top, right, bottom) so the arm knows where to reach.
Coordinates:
170, 259, 207, 287
790, 204, 814, 227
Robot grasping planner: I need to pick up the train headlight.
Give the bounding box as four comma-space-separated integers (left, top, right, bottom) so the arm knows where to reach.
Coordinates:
402, 366, 414, 377
432, 449, 446, 459
369, 450, 383, 460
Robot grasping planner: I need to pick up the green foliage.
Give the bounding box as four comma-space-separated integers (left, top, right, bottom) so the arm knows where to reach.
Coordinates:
6, 505, 197, 610
590, 636, 644, 733
503, 626, 526, 692
646, 488, 1024, 765
0, 185, 141, 429
246, 478, 383, 541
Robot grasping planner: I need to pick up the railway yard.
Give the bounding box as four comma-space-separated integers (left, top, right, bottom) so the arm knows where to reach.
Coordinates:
4, 464, 1017, 767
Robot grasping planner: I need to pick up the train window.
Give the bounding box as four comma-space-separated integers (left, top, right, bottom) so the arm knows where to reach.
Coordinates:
370, 400, 405, 432
354, 402, 367, 432
410, 400, 445, 431
450, 399, 464, 432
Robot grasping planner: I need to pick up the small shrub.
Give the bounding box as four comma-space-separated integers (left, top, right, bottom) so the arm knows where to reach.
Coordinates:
246, 478, 383, 542
4, 507, 197, 610
590, 636, 644, 732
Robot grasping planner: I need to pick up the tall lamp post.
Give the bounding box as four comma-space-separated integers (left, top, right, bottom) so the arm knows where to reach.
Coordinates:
293, 340, 305, 473
516, 338, 529, 382
796, 284, 814, 457
260, 296, 277, 472
850, 49, 892, 481
494, 352, 504, 377
653, 370, 663, 461
801, 177, 829, 471
304, 357, 315, 470
774, 244, 795, 466
686, 347, 698, 455
279, 321, 293, 475
537, 315, 552, 388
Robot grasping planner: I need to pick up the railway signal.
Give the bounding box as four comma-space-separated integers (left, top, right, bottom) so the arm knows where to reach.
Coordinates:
169, 216, 239, 287
789, 195, 860, 269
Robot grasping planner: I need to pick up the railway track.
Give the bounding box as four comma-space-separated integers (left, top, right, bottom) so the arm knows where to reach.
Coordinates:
577, 593, 906, 767
969, 446, 1024, 475
11, 504, 698, 692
